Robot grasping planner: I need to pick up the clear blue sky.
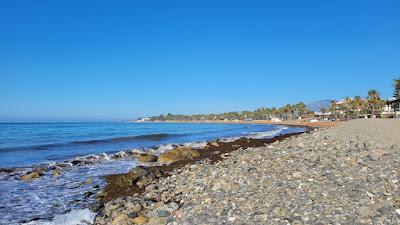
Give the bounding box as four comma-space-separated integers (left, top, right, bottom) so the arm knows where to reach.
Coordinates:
1, 0, 399, 122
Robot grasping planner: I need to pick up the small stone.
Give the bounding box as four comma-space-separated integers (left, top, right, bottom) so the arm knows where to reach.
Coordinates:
228, 216, 236, 222
273, 207, 287, 218
297, 142, 305, 148
292, 172, 302, 178
84, 191, 93, 198
129, 211, 138, 218
111, 213, 128, 225
356, 206, 375, 217
158, 210, 171, 217
395, 209, 400, 215
133, 215, 149, 224
167, 202, 179, 211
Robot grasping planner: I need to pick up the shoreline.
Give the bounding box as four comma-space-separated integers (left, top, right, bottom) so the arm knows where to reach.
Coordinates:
3, 124, 306, 224
93, 129, 311, 223
94, 119, 400, 224
100, 131, 310, 201
134, 119, 339, 128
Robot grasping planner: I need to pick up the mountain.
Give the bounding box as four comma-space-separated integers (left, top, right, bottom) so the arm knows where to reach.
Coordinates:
306, 99, 333, 112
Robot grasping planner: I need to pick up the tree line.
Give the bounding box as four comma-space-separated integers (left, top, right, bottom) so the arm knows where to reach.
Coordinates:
150, 102, 313, 121
147, 77, 400, 121
325, 78, 400, 119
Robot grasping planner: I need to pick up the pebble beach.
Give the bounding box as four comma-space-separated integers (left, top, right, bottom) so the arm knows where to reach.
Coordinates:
94, 119, 400, 225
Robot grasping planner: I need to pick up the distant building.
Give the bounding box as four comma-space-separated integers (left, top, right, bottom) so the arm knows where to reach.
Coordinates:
384, 98, 400, 117
270, 117, 282, 122
135, 117, 151, 122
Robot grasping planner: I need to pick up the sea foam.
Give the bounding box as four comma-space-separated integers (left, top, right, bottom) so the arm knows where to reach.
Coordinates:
23, 208, 96, 225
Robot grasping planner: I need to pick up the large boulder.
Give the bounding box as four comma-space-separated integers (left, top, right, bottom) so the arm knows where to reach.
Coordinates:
138, 154, 158, 163
158, 146, 200, 164
20, 170, 44, 181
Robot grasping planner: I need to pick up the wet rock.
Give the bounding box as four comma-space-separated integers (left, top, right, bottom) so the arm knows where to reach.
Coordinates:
0, 168, 13, 173
112, 151, 127, 159
20, 170, 44, 181
86, 177, 94, 185
158, 147, 200, 164
84, 191, 93, 198
208, 141, 220, 148
138, 154, 158, 163
89, 201, 104, 212
52, 170, 61, 177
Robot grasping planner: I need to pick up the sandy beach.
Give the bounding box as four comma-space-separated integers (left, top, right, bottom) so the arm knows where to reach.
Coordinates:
94, 119, 400, 225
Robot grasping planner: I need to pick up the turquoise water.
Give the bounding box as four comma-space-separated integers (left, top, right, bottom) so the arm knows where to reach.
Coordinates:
0, 122, 304, 225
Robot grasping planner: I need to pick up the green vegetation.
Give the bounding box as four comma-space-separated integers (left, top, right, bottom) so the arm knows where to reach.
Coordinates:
145, 77, 399, 122
394, 77, 400, 99
149, 102, 313, 121
329, 89, 386, 119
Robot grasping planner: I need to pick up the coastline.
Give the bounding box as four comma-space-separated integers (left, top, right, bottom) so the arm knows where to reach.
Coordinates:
93, 129, 311, 224
94, 119, 400, 225
97, 130, 309, 202
2, 123, 304, 224
137, 119, 339, 128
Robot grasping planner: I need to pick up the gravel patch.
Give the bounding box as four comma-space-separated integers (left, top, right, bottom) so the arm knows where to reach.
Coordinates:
95, 119, 400, 225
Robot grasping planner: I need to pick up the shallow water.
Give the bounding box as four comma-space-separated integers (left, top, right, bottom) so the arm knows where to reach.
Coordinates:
0, 122, 305, 224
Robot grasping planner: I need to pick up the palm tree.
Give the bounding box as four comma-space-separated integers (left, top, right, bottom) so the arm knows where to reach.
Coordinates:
329, 100, 337, 120
320, 107, 327, 117
394, 77, 400, 99
367, 89, 384, 117
295, 102, 307, 118
351, 96, 364, 117
343, 97, 352, 119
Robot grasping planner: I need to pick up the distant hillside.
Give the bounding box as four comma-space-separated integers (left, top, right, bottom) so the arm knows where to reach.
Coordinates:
306, 99, 333, 112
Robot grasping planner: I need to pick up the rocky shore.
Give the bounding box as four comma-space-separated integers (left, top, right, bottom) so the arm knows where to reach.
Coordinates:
94, 119, 400, 225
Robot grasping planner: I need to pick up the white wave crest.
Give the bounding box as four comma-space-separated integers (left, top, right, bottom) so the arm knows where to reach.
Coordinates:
23, 208, 96, 225
247, 126, 288, 139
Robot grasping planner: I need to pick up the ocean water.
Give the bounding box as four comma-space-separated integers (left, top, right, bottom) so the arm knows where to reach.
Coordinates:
0, 122, 305, 225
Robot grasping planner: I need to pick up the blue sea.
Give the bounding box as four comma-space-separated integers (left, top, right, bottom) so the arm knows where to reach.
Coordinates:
0, 122, 304, 225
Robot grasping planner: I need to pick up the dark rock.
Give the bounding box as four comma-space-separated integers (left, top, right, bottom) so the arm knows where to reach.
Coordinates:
89, 201, 104, 212
158, 210, 171, 217
84, 191, 93, 198
128, 211, 138, 218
